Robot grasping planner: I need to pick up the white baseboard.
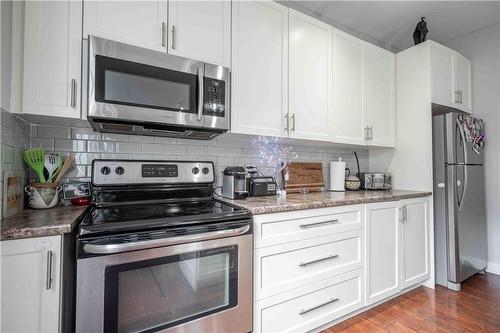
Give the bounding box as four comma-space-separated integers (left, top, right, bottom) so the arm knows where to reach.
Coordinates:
486, 262, 500, 275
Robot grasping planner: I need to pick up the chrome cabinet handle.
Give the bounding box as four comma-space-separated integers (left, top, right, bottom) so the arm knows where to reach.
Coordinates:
171, 25, 176, 49
364, 126, 369, 140
399, 207, 404, 223
291, 114, 296, 132
459, 90, 463, 104
161, 22, 167, 47
403, 205, 408, 222
83, 225, 250, 254
299, 219, 339, 229
299, 297, 339, 315
284, 113, 289, 132
454, 90, 459, 103
197, 67, 204, 121
299, 254, 339, 267
46, 250, 53, 290
70, 79, 77, 108
369, 126, 373, 140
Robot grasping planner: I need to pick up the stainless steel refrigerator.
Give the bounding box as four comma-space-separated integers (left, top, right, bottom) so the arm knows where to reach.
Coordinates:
433, 112, 487, 291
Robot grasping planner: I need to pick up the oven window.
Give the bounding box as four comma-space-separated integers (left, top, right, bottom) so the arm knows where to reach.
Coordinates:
104, 246, 238, 333
95, 55, 197, 113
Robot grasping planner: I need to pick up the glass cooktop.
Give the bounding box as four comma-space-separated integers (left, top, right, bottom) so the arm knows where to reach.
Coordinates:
78, 199, 250, 238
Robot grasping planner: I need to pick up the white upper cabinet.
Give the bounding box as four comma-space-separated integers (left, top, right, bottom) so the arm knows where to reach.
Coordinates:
431, 41, 454, 109
1, 236, 61, 333
453, 52, 472, 113
231, 1, 288, 137
430, 41, 472, 114
288, 9, 332, 141
168, 1, 230, 66
330, 30, 365, 145
83, 1, 167, 52
22, 0, 82, 118
364, 43, 396, 147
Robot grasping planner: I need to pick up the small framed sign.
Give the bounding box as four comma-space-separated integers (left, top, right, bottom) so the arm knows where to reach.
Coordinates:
3, 171, 24, 218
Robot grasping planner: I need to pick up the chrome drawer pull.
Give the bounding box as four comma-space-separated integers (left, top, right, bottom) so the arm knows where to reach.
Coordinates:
299, 219, 339, 229
46, 250, 53, 290
299, 254, 339, 267
299, 297, 339, 315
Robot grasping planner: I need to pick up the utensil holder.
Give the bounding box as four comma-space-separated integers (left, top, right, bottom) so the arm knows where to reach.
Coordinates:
25, 183, 60, 209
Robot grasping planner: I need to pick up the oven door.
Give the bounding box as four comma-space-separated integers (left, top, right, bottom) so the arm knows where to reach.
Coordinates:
88, 36, 229, 131
76, 235, 251, 333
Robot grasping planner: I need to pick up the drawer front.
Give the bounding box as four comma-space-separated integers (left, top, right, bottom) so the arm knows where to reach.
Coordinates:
254, 205, 364, 248
255, 269, 363, 333
255, 230, 363, 300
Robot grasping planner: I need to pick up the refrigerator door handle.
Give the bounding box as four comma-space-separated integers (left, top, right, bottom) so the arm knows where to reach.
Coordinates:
459, 165, 468, 211
456, 119, 468, 166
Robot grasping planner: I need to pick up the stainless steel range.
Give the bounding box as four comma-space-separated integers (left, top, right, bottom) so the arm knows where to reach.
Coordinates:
75, 160, 252, 333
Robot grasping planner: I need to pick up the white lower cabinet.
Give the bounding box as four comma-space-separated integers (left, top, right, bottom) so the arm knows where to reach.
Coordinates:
254, 269, 363, 333
254, 197, 431, 332
1, 235, 62, 333
365, 197, 430, 306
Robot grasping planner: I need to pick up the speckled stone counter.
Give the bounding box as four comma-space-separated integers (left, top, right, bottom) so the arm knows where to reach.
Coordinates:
1, 205, 88, 240
218, 190, 432, 215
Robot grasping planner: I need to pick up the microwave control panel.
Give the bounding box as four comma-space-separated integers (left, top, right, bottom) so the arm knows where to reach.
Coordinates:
203, 78, 226, 117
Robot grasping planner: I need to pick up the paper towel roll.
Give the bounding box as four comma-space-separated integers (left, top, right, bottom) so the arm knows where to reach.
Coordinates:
329, 158, 346, 191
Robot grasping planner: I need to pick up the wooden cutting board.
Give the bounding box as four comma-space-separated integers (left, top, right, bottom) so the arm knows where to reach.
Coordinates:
285, 162, 325, 193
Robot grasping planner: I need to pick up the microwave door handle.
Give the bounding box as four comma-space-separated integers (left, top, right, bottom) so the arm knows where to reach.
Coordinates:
197, 67, 204, 121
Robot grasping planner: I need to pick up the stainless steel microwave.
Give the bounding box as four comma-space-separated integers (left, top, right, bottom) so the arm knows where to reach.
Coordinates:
87, 36, 229, 140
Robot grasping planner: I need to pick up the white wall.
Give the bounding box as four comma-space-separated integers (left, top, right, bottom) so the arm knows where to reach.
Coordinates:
445, 23, 500, 274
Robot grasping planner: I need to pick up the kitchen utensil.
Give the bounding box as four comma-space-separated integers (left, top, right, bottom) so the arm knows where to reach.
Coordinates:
329, 158, 346, 192
23, 149, 46, 183
44, 154, 61, 183
345, 175, 361, 190
352, 151, 360, 178
53, 155, 75, 185
285, 162, 324, 193
25, 183, 60, 209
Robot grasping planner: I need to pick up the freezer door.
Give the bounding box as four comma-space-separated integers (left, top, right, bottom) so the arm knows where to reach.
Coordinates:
445, 112, 483, 165
446, 164, 487, 283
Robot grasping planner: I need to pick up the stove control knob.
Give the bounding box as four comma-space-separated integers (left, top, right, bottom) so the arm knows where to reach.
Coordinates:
192, 167, 200, 175
202, 167, 210, 175
115, 166, 125, 175
101, 166, 111, 175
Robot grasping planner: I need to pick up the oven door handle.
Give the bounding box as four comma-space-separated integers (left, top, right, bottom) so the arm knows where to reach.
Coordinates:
82, 225, 250, 255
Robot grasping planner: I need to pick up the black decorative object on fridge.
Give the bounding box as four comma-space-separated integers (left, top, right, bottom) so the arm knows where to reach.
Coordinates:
413, 17, 429, 45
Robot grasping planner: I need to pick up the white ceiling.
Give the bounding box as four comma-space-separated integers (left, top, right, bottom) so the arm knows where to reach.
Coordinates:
287, 1, 500, 51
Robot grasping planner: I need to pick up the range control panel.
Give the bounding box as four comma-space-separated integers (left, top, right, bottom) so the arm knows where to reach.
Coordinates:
92, 160, 214, 186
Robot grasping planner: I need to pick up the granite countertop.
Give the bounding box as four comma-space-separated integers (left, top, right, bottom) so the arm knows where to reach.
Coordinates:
1, 205, 88, 241
218, 190, 432, 215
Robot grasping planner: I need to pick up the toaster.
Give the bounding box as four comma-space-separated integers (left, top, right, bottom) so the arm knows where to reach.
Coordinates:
359, 172, 392, 190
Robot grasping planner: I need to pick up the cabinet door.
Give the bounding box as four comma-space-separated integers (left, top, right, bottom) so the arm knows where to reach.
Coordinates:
453, 53, 472, 113
168, 1, 230, 67
83, 1, 167, 52
289, 9, 332, 141
364, 44, 396, 147
231, 1, 288, 137
1, 236, 61, 333
22, 0, 82, 118
331, 30, 365, 145
401, 197, 430, 288
431, 41, 454, 109
365, 201, 401, 305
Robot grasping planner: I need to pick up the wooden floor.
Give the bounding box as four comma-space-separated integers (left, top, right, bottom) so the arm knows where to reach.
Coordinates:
323, 273, 500, 333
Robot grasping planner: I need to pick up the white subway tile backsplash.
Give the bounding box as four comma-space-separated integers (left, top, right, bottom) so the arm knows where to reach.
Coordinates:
87, 141, 115, 153
130, 135, 154, 143
31, 137, 54, 150
26, 122, 369, 183
54, 139, 86, 152
115, 142, 142, 153
142, 143, 166, 153
72, 128, 101, 140
37, 125, 71, 139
